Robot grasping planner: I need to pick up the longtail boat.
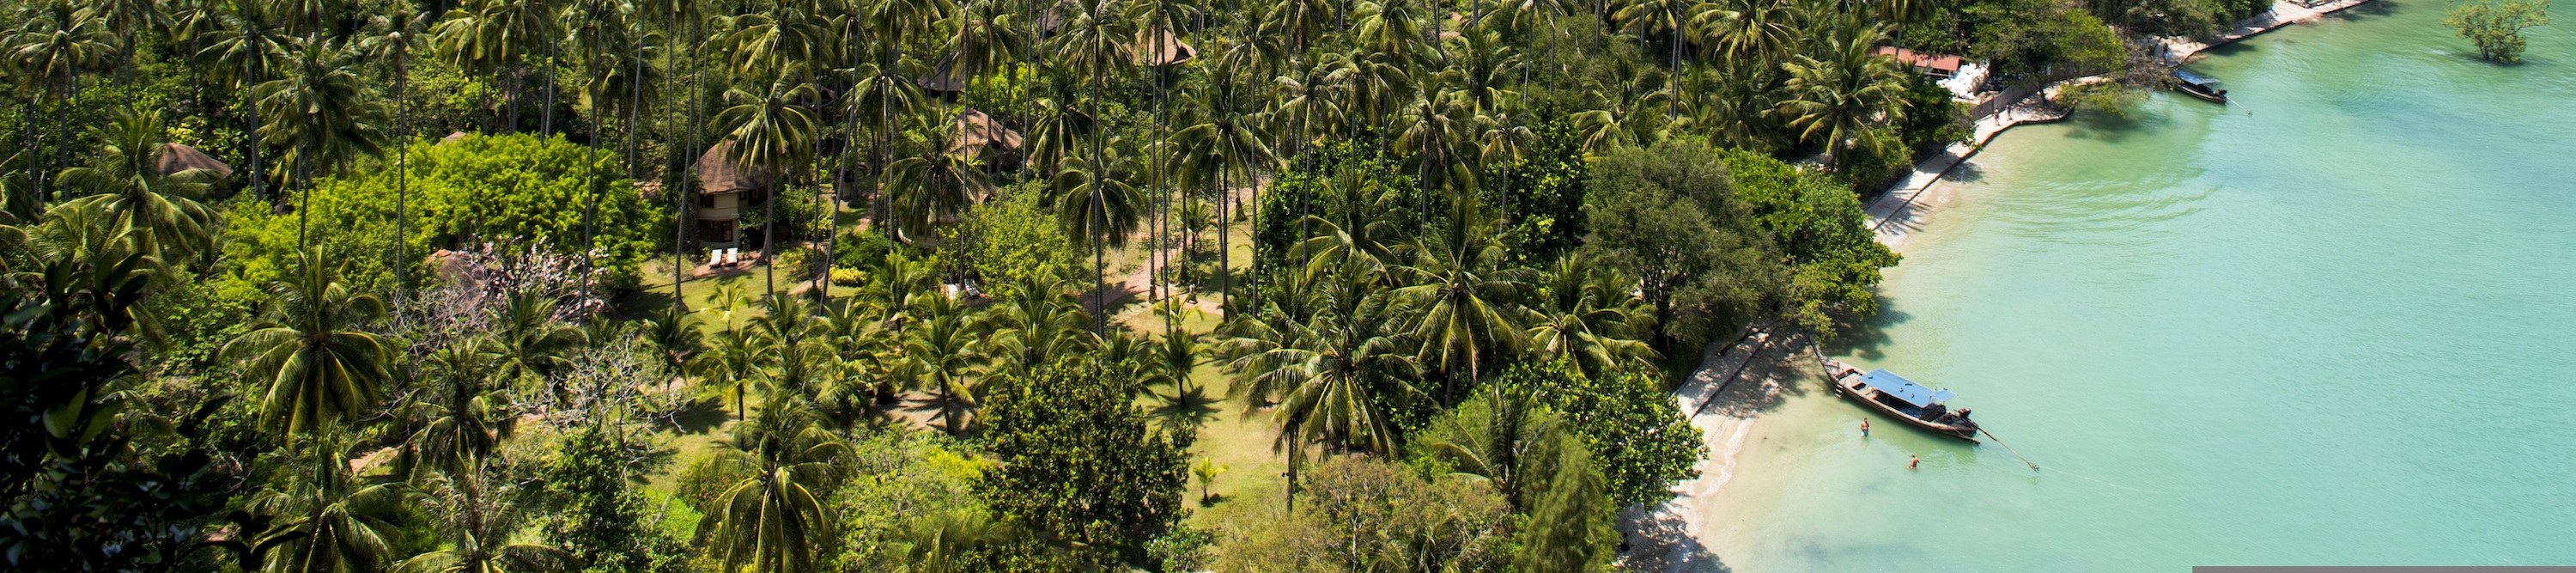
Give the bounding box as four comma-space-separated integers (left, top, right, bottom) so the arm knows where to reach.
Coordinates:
2175, 69, 2230, 104
1824, 361, 1981, 442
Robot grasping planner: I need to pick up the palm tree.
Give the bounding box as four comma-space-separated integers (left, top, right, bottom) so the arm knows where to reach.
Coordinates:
55, 111, 220, 263
980, 275, 1094, 379
258, 35, 390, 245
1698, 0, 1799, 61
402, 339, 514, 477
1047, 148, 1147, 330
357, 9, 431, 302
1779, 19, 1905, 168
6, 1, 114, 200
1524, 253, 1656, 378
696, 318, 775, 422
1128, 0, 1200, 315
394, 467, 574, 573
1391, 198, 1530, 396
179, 0, 287, 204
900, 292, 985, 435
1217, 290, 1424, 509
708, 399, 848, 573
1613, 0, 1698, 119
222, 249, 398, 438
883, 127, 996, 242
1171, 86, 1278, 310
247, 439, 406, 573
492, 290, 587, 403
896, 509, 1018, 573
713, 78, 822, 296
1049, 0, 1137, 323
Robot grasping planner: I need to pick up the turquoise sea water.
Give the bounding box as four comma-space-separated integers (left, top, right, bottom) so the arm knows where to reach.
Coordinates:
1698, 3, 2576, 570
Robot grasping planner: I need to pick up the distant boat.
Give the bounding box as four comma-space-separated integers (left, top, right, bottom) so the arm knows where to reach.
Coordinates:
1825, 361, 1982, 442
2174, 69, 2230, 104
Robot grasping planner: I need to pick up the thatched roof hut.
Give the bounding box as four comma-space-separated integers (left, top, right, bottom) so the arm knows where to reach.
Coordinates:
156, 143, 233, 179
950, 108, 1024, 157
692, 141, 772, 195
919, 54, 968, 94
1134, 30, 1197, 66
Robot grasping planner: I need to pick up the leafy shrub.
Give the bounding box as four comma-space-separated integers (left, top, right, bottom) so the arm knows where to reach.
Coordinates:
2448, 0, 2553, 64
221, 133, 662, 294
947, 185, 1081, 288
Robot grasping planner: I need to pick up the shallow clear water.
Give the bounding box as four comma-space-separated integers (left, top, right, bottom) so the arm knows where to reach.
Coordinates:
1700, 3, 2576, 569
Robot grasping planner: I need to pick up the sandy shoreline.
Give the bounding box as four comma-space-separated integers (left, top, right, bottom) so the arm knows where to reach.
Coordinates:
1622, 4, 2381, 570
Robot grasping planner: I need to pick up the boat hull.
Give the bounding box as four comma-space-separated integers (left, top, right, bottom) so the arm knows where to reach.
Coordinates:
2178, 85, 2229, 104
1826, 364, 1981, 442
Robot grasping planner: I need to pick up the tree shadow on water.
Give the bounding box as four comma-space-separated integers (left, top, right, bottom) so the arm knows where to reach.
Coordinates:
1826, 307, 1911, 363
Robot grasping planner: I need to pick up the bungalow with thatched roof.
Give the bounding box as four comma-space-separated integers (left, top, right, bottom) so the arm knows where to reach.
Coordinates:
691, 141, 772, 247
919, 53, 969, 95
951, 108, 1023, 167
156, 143, 233, 179
1134, 29, 1197, 67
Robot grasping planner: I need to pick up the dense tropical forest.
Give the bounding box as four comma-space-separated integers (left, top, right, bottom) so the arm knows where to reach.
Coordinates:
0, 0, 2242, 569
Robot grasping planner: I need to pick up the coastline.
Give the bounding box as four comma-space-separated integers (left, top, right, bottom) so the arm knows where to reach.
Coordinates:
1623, 3, 2384, 570
1870, 0, 2378, 253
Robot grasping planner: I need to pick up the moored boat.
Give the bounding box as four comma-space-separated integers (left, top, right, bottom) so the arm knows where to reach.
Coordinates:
2175, 69, 2229, 104
1824, 361, 1981, 442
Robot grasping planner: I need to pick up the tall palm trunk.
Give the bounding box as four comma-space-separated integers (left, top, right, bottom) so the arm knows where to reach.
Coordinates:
395, 55, 413, 308
1089, 70, 1109, 334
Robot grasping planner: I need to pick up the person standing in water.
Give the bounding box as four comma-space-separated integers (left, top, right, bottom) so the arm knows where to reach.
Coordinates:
1860, 419, 1871, 436
1909, 454, 1921, 470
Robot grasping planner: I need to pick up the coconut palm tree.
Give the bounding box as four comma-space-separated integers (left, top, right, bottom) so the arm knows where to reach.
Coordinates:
1391, 198, 1530, 396
1778, 19, 1905, 168
980, 274, 1094, 379
246, 439, 406, 573
222, 249, 398, 438
1217, 285, 1423, 509
492, 290, 588, 403
714, 78, 822, 296
258, 35, 390, 245
179, 0, 288, 204
896, 509, 1019, 573
1524, 253, 1656, 379
707, 398, 848, 573
1171, 86, 1278, 310
1047, 147, 1147, 331
899, 291, 985, 435
55, 111, 220, 263
6, 1, 114, 200
1697, 0, 1798, 62
1613, 0, 1698, 119
696, 317, 775, 422
401, 339, 515, 477
356, 9, 432, 302
883, 126, 996, 242
394, 467, 574, 573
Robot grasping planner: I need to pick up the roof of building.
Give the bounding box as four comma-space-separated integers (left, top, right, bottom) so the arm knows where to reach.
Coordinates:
1873, 46, 1964, 73
1857, 369, 1955, 408
1135, 29, 1197, 66
156, 143, 233, 178
951, 108, 1024, 155
692, 141, 772, 195
919, 53, 968, 94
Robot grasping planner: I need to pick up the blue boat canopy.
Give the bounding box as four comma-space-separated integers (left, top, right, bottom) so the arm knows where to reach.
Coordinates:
2175, 69, 2221, 87
1856, 369, 1956, 408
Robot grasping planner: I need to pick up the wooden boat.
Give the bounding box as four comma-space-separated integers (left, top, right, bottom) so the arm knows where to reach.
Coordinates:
2174, 69, 2229, 104
1824, 361, 1981, 442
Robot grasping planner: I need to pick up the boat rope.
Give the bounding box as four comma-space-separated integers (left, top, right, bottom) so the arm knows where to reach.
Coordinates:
1978, 427, 2043, 472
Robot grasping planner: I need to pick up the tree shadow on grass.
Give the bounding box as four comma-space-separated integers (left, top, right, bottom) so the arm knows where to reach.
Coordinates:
654, 396, 729, 436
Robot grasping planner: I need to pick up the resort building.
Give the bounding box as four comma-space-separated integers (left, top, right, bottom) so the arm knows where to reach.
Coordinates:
691, 141, 771, 248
